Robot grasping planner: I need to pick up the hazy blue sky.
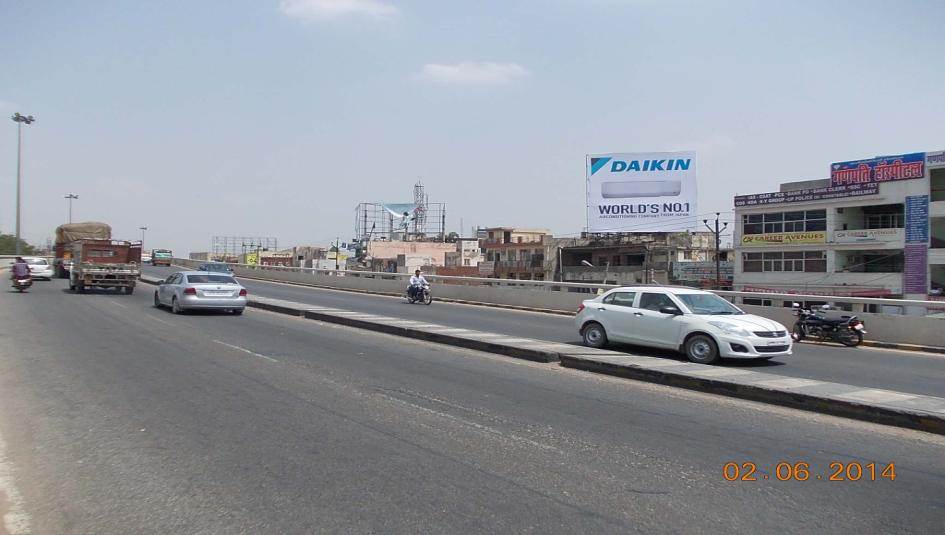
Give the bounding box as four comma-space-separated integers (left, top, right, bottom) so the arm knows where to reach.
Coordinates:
2, 0, 944, 253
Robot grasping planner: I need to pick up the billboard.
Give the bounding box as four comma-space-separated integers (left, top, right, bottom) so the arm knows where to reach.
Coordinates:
741, 231, 826, 246
586, 151, 696, 233
830, 152, 925, 186
833, 228, 903, 244
734, 183, 877, 207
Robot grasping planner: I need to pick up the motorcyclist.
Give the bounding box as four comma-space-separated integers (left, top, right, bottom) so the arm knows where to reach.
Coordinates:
407, 269, 428, 300
11, 257, 31, 282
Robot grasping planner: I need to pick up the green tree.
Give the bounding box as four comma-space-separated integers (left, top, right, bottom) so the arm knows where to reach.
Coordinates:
0, 233, 37, 255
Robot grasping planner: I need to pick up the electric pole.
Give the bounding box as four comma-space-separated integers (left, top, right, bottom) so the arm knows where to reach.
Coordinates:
703, 213, 729, 290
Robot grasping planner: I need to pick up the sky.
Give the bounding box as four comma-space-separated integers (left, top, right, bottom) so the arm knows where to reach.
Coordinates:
2, 0, 944, 254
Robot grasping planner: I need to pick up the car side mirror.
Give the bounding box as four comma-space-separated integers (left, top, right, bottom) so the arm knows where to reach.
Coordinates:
659, 306, 682, 315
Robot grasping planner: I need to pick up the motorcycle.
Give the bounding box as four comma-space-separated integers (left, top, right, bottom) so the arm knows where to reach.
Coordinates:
791, 303, 865, 347
406, 283, 433, 305
12, 276, 33, 293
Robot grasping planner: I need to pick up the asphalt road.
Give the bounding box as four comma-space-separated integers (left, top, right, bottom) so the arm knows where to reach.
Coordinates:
144, 265, 945, 399
2, 278, 945, 533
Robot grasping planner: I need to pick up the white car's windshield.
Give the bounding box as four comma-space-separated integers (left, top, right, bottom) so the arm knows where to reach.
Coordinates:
677, 294, 743, 315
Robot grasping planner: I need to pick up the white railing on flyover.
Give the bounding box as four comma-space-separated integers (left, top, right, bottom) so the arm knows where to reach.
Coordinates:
174, 259, 945, 316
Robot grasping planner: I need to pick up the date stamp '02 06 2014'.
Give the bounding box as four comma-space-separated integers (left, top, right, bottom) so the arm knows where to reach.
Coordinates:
723, 462, 896, 482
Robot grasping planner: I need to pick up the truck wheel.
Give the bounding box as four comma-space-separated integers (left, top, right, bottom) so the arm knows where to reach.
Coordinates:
77, 284, 86, 294
124, 286, 135, 295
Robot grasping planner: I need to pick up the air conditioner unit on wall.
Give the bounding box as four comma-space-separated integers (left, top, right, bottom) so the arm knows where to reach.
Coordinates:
601, 180, 682, 198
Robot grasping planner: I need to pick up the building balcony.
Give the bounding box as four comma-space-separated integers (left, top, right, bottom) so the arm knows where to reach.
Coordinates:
492, 260, 545, 272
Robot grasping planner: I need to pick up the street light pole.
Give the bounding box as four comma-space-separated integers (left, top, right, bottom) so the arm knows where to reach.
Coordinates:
64, 194, 79, 223
703, 212, 729, 290
139, 226, 148, 249
12, 113, 36, 255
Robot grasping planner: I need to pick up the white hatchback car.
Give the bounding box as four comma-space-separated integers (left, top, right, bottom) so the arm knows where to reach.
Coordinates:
575, 286, 792, 364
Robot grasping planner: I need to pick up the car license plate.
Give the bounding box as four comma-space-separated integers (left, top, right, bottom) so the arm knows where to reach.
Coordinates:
204, 291, 229, 297
767, 341, 784, 346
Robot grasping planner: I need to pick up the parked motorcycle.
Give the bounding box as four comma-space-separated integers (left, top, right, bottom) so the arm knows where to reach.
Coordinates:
12, 277, 33, 293
406, 283, 433, 305
791, 303, 865, 347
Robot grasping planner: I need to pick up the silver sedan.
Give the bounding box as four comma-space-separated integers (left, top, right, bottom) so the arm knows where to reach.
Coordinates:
153, 271, 247, 315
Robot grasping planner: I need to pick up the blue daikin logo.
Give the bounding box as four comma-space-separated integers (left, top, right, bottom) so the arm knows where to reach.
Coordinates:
590, 156, 692, 175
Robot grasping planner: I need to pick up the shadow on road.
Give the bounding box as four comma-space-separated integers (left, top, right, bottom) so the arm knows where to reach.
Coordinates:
564, 340, 787, 367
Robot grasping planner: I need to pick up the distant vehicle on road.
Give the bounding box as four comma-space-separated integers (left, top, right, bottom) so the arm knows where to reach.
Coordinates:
197, 262, 233, 274
23, 257, 54, 280
151, 249, 172, 266
154, 271, 246, 315
575, 286, 792, 364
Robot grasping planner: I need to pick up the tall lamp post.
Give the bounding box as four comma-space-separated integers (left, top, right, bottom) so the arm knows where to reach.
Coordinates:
12, 113, 36, 255
64, 194, 79, 223
139, 226, 148, 249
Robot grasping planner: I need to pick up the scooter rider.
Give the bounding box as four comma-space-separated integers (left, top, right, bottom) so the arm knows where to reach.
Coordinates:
408, 269, 428, 300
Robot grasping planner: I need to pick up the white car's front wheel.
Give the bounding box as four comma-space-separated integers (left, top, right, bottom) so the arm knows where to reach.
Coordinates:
582, 323, 608, 349
685, 334, 720, 365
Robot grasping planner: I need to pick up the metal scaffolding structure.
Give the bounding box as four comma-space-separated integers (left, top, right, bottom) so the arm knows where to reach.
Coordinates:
210, 236, 278, 262
354, 181, 446, 242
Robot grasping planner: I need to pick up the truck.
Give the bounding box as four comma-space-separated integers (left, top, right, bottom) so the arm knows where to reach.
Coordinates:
151, 249, 173, 266
69, 239, 142, 294
54, 222, 112, 278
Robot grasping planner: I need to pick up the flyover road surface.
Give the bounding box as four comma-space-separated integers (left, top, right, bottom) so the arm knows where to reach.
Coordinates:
144, 265, 945, 400
2, 278, 945, 533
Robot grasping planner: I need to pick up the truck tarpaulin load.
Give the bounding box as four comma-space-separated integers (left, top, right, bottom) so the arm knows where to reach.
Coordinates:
54, 222, 111, 278
151, 249, 173, 266
69, 239, 142, 294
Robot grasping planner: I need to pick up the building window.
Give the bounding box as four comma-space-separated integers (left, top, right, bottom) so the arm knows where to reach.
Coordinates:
683, 250, 693, 260
742, 251, 825, 272
743, 210, 826, 235
743, 214, 763, 235
743, 252, 762, 272
804, 251, 827, 272
805, 210, 827, 231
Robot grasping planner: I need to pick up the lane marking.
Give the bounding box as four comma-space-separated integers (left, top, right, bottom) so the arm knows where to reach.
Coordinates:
212, 340, 279, 363
108, 300, 128, 309
0, 428, 31, 535
145, 314, 175, 327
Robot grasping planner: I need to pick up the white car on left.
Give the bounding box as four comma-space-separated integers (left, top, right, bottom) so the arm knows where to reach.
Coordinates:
23, 257, 54, 280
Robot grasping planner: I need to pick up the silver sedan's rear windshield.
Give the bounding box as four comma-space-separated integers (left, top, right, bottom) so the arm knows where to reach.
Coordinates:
186, 275, 238, 284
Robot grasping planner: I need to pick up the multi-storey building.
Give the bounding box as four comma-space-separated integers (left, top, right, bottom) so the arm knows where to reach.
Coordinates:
733, 150, 945, 305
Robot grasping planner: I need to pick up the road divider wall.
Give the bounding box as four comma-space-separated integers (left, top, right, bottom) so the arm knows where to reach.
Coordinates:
168, 259, 944, 349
